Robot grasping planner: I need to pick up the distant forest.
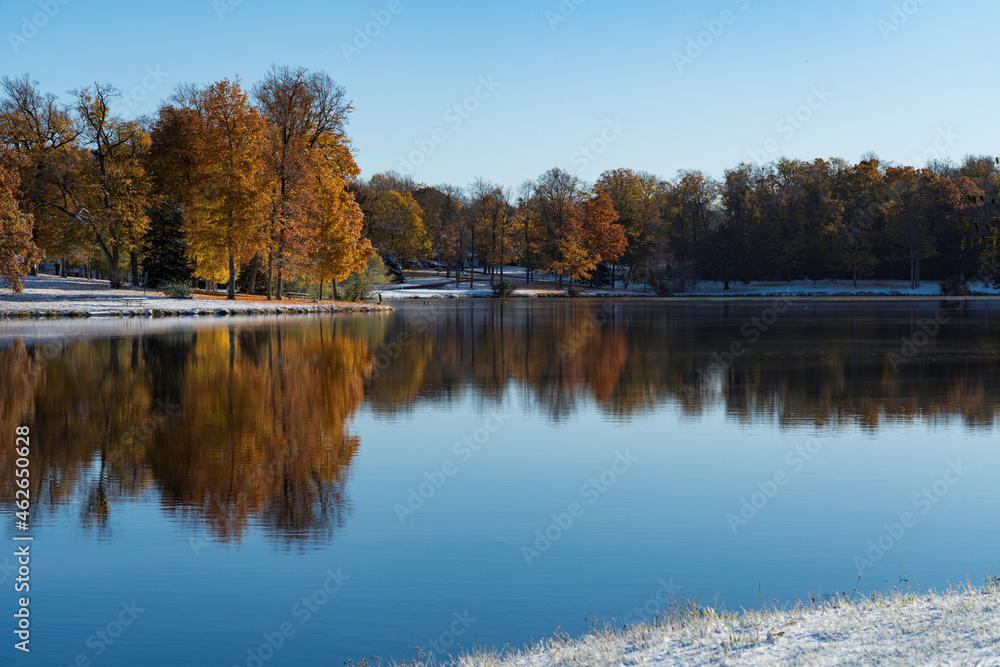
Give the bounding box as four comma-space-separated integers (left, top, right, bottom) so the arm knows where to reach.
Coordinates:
1, 67, 998, 296
363, 156, 1000, 294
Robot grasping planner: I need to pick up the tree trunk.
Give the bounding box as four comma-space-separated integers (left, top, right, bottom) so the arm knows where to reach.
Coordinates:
60, 258, 66, 277
109, 246, 120, 288
228, 253, 236, 300
130, 252, 140, 286
333, 280, 339, 301
266, 254, 273, 300
318, 280, 324, 301
247, 254, 260, 295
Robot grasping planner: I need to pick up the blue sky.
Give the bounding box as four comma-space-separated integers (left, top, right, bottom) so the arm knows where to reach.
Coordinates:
2, 0, 997, 189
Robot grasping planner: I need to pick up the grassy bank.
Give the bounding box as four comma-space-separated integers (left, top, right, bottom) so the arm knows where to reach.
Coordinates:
394, 582, 1000, 666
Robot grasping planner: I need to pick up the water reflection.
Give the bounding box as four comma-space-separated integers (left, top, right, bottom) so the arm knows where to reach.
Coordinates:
1, 320, 370, 547
365, 300, 1000, 428
1, 300, 998, 544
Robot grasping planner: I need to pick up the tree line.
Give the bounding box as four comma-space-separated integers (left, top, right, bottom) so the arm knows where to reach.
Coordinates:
0, 66, 373, 298
2, 66, 999, 296
358, 156, 1000, 293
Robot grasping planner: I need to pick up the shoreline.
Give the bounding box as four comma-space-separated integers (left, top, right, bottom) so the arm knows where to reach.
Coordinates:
406, 583, 1000, 666
3, 292, 997, 320
0, 301, 393, 320
390, 292, 1000, 302
382, 272, 1000, 302
3, 273, 999, 321
0, 275, 393, 320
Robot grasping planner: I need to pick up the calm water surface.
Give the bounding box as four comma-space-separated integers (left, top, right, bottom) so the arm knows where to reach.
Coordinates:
1, 299, 999, 665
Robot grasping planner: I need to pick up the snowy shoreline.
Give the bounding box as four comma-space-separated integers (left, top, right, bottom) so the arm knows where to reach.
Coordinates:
412, 584, 1000, 666
3, 275, 998, 321
0, 275, 392, 319
379, 272, 1000, 301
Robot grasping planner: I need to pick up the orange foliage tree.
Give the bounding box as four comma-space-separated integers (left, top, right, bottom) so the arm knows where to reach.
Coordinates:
0, 149, 42, 292
166, 79, 270, 299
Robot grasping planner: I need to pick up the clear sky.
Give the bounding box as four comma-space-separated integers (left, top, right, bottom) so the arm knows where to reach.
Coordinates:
2, 0, 997, 189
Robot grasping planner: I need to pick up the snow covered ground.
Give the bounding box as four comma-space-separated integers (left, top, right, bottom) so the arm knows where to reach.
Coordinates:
3, 274, 997, 317
686, 279, 1000, 298
420, 585, 1000, 666
381, 271, 1000, 299
0, 275, 390, 317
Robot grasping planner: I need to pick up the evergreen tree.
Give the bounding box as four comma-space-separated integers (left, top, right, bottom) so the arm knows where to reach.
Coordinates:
142, 198, 193, 287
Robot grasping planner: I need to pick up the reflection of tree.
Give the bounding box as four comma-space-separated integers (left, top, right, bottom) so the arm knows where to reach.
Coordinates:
2, 302, 999, 543
150, 323, 369, 545
365, 301, 1000, 428
0, 321, 370, 547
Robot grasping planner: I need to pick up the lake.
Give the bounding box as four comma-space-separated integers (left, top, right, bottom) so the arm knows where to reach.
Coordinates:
1, 299, 999, 666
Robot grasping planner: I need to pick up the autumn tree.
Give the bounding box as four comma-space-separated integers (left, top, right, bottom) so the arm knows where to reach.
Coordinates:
831, 159, 883, 287
533, 167, 587, 287
579, 187, 627, 280
0, 149, 42, 292
664, 170, 720, 263
515, 180, 546, 285
1, 77, 149, 287
167, 79, 270, 299
596, 168, 666, 287
413, 185, 463, 278
469, 179, 516, 285
253, 66, 366, 299
356, 172, 428, 269
882, 166, 942, 288
312, 171, 373, 300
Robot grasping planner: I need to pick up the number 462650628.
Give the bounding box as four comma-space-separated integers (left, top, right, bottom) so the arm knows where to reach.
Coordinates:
15, 426, 30, 512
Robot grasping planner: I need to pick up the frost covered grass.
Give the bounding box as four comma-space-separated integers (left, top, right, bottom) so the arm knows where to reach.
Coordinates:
0, 275, 391, 318
393, 581, 1000, 667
